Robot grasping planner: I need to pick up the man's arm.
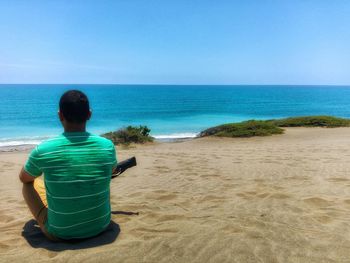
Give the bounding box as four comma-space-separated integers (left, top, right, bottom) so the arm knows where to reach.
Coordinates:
21, 147, 43, 183
19, 167, 36, 184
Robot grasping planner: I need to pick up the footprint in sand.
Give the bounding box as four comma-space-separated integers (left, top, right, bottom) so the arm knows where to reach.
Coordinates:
303, 197, 331, 207
221, 225, 244, 234
0, 214, 15, 223
156, 214, 186, 222
269, 193, 290, 199
327, 177, 349, 182
313, 214, 333, 224
236, 191, 258, 200
199, 195, 225, 202
148, 193, 178, 201
0, 161, 16, 171
153, 190, 168, 194
161, 194, 178, 201
200, 173, 218, 178
135, 227, 178, 234
237, 191, 290, 200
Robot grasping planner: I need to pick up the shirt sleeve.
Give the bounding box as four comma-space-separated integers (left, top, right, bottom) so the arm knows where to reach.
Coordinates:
24, 147, 43, 177
111, 143, 118, 169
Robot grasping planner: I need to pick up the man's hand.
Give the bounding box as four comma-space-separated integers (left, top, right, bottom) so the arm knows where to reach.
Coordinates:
19, 168, 36, 184
111, 157, 137, 179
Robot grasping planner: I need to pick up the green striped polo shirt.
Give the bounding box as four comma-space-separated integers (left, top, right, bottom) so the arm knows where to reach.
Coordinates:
24, 132, 117, 239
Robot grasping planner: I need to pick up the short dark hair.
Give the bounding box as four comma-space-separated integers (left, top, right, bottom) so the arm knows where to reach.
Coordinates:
59, 90, 90, 123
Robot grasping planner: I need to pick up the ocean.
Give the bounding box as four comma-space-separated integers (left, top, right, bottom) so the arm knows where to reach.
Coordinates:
1, 84, 350, 147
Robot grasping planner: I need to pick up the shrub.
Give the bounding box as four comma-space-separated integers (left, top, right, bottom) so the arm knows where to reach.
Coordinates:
102, 125, 154, 145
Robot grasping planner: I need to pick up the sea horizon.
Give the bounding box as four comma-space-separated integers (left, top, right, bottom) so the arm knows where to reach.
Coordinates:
1, 84, 350, 147
2, 84, 350, 89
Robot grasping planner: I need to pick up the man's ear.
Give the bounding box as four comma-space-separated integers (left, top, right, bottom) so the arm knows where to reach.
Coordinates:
58, 110, 64, 122
87, 109, 92, 121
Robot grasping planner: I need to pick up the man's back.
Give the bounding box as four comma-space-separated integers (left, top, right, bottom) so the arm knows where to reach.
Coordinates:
24, 132, 117, 239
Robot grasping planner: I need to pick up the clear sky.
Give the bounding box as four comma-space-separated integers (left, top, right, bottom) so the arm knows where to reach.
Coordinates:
0, 0, 350, 85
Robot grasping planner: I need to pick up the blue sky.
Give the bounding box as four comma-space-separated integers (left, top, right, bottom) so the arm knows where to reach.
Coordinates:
0, 0, 350, 85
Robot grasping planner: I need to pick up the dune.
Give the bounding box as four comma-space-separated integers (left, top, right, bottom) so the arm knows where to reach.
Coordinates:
1, 127, 350, 262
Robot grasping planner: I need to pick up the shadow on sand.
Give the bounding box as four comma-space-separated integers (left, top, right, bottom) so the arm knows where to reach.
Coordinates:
22, 219, 120, 252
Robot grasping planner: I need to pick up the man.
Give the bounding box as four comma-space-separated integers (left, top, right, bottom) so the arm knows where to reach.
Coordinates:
20, 90, 117, 241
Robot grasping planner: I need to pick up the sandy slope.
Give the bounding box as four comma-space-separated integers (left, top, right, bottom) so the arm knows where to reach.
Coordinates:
1, 128, 350, 263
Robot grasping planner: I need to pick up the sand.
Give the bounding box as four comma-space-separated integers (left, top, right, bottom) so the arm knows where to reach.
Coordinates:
1, 127, 350, 262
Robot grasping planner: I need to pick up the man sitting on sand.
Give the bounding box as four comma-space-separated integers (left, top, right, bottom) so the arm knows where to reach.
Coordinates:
19, 90, 117, 241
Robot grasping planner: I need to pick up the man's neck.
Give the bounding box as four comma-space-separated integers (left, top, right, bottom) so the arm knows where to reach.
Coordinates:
64, 123, 86, 133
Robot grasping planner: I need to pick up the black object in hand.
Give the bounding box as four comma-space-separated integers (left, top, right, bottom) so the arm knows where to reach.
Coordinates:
112, 157, 137, 178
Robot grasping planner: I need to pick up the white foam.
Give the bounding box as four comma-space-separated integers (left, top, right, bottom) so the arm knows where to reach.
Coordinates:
0, 140, 41, 147
0, 132, 199, 147
152, 133, 198, 139
0, 135, 53, 147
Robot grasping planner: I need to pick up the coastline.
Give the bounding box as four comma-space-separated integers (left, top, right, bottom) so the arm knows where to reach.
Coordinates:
0, 126, 347, 153
0, 133, 199, 152
2, 127, 350, 261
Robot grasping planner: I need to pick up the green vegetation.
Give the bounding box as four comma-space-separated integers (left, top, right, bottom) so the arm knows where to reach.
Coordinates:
199, 116, 350, 138
270, 116, 350, 128
102, 125, 154, 145
199, 120, 284, 138
102, 116, 350, 142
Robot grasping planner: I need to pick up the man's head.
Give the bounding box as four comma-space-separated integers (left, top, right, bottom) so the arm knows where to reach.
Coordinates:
58, 90, 91, 129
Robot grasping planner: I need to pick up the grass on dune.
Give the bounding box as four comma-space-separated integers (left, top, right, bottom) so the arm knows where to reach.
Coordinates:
199, 120, 284, 138
199, 116, 350, 138
269, 115, 350, 128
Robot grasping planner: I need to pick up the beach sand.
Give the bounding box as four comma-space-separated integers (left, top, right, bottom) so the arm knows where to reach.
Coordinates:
1, 127, 350, 262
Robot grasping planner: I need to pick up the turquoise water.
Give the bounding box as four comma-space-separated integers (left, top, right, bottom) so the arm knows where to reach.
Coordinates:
1, 85, 350, 146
